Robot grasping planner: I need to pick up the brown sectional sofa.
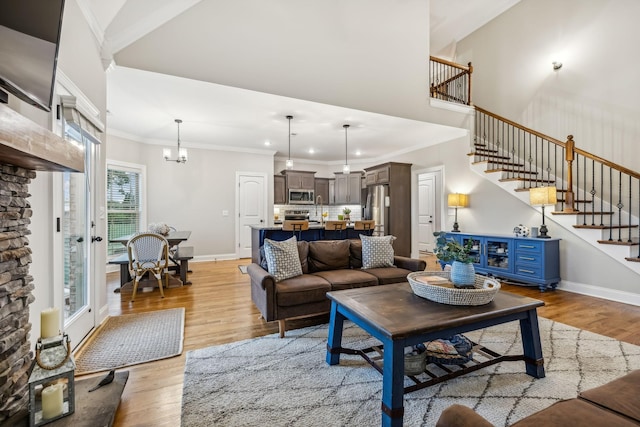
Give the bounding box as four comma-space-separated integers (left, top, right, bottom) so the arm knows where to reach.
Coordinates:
248, 239, 426, 337
436, 369, 640, 426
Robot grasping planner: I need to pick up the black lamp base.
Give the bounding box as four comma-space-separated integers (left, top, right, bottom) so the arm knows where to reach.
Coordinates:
451, 207, 461, 232
537, 224, 551, 238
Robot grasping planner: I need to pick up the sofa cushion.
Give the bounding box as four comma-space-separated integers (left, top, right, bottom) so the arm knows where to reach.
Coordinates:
276, 274, 331, 307
314, 269, 379, 291
579, 370, 640, 423
361, 234, 396, 269
308, 240, 351, 272
511, 398, 639, 427
263, 237, 303, 282
297, 240, 310, 274
349, 239, 363, 269
360, 267, 412, 285
435, 404, 494, 427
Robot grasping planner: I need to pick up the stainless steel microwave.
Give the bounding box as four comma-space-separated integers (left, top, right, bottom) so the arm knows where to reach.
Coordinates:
288, 189, 314, 204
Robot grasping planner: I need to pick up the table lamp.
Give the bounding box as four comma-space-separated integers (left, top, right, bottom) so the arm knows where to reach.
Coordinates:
448, 193, 469, 232
529, 186, 557, 238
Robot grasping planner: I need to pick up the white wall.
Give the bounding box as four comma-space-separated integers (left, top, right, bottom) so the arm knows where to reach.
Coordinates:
107, 135, 275, 257
455, 0, 640, 172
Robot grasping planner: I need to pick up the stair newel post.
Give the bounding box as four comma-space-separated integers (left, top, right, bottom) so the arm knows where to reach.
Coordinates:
563, 135, 578, 213
467, 62, 473, 106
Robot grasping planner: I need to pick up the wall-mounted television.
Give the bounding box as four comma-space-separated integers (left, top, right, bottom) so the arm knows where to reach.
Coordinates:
0, 0, 65, 112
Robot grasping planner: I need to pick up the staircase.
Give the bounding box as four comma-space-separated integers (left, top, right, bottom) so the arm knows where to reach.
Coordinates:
429, 56, 640, 277
468, 106, 640, 276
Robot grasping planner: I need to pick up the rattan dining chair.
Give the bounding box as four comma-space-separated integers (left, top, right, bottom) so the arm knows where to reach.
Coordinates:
126, 232, 170, 302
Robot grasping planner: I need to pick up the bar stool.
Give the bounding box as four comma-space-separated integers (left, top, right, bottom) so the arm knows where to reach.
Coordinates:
354, 220, 375, 236
282, 220, 309, 240
324, 220, 347, 239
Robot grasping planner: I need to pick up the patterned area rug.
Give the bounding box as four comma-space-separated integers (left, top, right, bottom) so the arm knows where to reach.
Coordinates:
75, 308, 185, 375
182, 317, 640, 427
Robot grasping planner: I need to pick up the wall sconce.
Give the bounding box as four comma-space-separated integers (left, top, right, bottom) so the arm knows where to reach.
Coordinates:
552, 61, 563, 71
447, 193, 469, 232
529, 186, 557, 238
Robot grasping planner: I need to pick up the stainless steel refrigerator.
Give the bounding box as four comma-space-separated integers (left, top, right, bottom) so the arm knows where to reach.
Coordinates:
363, 185, 389, 235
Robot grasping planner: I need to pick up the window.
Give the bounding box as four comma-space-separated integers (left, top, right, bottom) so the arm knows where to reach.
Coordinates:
106, 161, 145, 257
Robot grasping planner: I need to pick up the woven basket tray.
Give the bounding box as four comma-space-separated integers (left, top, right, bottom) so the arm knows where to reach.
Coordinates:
407, 271, 500, 306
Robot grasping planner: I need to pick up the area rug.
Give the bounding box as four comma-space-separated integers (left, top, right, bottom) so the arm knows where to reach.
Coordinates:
238, 265, 248, 274
182, 318, 640, 427
75, 308, 185, 375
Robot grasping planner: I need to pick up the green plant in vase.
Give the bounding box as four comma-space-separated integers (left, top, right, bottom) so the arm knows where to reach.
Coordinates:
433, 231, 475, 288
342, 207, 351, 221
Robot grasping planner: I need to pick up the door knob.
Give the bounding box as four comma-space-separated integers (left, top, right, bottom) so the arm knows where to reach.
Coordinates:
91, 236, 103, 243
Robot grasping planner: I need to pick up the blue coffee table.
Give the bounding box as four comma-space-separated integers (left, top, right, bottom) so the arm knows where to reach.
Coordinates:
326, 282, 545, 427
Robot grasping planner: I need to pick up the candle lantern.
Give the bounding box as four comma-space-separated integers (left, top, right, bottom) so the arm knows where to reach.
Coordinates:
28, 334, 75, 426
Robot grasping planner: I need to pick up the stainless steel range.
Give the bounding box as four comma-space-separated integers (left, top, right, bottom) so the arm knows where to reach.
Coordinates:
284, 209, 309, 221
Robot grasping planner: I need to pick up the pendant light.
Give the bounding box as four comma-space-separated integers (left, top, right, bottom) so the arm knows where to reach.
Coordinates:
285, 115, 293, 170
163, 119, 188, 163
342, 124, 350, 174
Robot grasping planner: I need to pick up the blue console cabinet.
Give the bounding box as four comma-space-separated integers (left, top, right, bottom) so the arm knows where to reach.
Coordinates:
447, 233, 561, 291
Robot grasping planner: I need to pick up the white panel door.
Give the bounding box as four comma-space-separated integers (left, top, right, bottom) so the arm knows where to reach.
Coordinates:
237, 173, 266, 258
418, 173, 436, 252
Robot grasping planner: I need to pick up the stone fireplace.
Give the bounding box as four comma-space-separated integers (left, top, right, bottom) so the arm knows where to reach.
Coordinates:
0, 164, 36, 423
0, 103, 83, 424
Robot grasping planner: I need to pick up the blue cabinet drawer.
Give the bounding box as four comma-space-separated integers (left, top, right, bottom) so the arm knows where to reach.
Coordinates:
514, 240, 543, 253
514, 264, 543, 278
515, 252, 541, 264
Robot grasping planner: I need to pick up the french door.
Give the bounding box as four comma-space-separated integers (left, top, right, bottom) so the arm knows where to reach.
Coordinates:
59, 127, 97, 346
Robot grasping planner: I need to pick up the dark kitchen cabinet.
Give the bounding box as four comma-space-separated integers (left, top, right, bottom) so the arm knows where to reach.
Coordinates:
334, 172, 362, 204
274, 175, 286, 205
315, 178, 330, 204
282, 170, 315, 190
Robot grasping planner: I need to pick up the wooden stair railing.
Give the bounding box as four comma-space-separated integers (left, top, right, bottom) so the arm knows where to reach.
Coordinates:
429, 56, 473, 106
472, 106, 640, 262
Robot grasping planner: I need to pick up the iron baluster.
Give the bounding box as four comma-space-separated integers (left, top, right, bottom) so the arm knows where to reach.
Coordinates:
617, 171, 622, 242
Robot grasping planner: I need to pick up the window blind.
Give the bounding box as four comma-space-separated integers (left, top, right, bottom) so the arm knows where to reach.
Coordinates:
107, 167, 142, 256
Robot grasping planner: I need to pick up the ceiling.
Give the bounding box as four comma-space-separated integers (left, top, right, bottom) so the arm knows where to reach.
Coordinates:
79, 0, 520, 164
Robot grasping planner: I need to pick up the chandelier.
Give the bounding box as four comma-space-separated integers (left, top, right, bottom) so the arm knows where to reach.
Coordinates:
163, 119, 188, 163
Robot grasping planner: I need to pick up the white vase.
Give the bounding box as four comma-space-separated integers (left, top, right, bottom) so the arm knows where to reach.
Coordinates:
450, 261, 475, 287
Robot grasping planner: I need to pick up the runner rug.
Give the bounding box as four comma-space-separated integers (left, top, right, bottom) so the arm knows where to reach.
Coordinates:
181, 317, 640, 427
75, 308, 185, 375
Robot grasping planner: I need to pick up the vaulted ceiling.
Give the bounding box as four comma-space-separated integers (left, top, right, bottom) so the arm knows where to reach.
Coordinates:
77, 0, 519, 164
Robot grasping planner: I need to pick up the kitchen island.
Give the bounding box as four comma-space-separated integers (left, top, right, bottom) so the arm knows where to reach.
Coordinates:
250, 223, 373, 264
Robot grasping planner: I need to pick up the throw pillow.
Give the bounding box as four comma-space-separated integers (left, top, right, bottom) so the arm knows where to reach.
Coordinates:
263, 237, 303, 282
360, 234, 396, 269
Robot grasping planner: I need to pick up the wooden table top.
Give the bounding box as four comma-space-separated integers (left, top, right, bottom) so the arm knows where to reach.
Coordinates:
110, 230, 191, 246
327, 282, 544, 339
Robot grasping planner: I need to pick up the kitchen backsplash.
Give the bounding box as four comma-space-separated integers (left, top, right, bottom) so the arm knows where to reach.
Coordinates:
274, 204, 362, 223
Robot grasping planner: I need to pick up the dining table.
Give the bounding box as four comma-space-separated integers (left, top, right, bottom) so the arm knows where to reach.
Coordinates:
110, 230, 192, 248
108, 230, 192, 290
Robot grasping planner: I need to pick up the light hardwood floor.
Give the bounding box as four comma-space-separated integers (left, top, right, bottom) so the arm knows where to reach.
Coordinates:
93, 256, 640, 426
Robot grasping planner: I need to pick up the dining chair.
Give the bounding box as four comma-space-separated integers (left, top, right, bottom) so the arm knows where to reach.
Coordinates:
126, 232, 170, 302
282, 220, 309, 240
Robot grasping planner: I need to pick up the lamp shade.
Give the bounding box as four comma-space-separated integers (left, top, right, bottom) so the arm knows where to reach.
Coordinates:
447, 193, 469, 208
529, 186, 557, 206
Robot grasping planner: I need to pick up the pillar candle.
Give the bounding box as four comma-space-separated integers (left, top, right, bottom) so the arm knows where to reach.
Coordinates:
41, 307, 60, 339
41, 383, 64, 419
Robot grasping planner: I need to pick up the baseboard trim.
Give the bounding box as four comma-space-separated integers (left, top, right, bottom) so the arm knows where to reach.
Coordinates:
558, 280, 640, 307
